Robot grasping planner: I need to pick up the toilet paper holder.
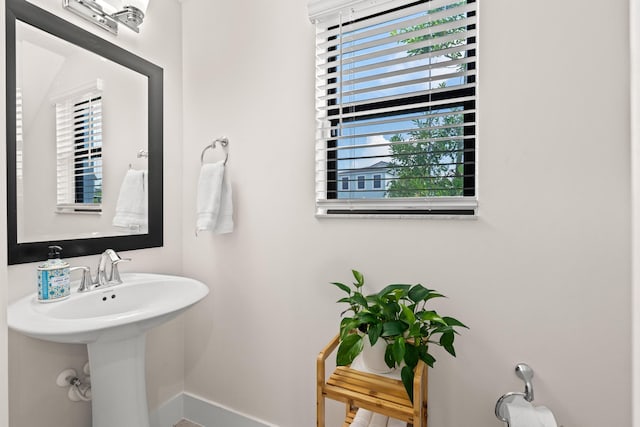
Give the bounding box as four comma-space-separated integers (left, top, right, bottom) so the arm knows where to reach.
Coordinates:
495, 363, 535, 422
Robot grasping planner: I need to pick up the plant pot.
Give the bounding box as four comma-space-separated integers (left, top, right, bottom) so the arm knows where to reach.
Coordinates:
362, 338, 395, 374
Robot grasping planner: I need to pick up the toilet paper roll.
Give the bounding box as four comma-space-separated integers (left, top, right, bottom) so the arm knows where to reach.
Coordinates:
504, 397, 558, 427
535, 406, 558, 427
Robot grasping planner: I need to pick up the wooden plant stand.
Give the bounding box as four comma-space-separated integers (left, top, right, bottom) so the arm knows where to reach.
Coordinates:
317, 335, 428, 427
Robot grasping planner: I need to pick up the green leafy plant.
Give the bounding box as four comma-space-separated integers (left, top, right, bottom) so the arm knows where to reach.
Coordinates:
331, 269, 468, 402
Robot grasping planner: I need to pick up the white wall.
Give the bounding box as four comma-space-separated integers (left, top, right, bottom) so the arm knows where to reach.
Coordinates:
0, 0, 633, 426
6, 1, 184, 426
181, 1, 631, 427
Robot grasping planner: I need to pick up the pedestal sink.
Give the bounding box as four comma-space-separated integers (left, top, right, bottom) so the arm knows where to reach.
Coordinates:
8, 273, 209, 427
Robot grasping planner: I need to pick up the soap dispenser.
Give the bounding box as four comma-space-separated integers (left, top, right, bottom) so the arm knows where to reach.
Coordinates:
37, 245, 71, 302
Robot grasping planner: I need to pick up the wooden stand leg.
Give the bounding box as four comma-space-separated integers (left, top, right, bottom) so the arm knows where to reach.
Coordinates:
413, 360, 428, 427
317, 357, 325, 427
317, 335, 340, 427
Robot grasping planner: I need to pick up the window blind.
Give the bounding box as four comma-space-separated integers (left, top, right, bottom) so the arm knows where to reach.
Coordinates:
55, 91, 103, 213
15, 89, 23, 182
312, 0, 477, 216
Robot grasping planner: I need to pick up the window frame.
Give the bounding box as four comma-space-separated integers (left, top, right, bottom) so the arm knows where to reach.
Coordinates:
55, 90, 103, 214
314, 0, 478, 218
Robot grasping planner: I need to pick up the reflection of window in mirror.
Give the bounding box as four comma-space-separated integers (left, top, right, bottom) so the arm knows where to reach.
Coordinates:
16, 89, 23, 184
54, 80, 103, 214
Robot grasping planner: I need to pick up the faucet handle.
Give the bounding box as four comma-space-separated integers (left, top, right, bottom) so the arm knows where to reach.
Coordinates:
104, 249, 123, 263
70, 266, 93, 292
110, 258, 131, 284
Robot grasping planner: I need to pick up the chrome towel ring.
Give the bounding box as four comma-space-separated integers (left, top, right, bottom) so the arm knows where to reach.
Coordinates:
200, 137, 229, 165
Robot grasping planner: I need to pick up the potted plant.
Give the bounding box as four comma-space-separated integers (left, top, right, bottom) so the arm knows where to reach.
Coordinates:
330, 270, 468, 401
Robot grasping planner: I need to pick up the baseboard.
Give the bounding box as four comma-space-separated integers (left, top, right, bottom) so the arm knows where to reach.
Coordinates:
150, 392, 277, 427
150, 392, 184, 427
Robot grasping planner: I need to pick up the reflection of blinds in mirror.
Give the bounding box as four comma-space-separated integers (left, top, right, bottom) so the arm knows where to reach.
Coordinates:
55, 90, 103, 213
16, 89, 23, 181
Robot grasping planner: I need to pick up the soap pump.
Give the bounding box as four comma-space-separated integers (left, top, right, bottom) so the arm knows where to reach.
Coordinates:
37, 245, 71, 302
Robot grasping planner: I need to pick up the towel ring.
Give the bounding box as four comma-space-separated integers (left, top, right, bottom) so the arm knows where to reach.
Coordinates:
129, 148, 149, 169
201, 137, 229, 165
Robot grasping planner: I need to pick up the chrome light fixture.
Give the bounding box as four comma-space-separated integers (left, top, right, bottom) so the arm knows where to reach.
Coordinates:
63, 0, 149, 34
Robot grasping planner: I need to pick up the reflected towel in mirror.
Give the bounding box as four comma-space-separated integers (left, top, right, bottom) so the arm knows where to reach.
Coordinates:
196, 160, 233, 235
113, 169, 148, 232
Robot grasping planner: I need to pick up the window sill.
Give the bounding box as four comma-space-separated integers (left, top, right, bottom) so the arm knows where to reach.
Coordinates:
315, 197, 478, 219
56, 204, 102, 215
316, 212, 477, 220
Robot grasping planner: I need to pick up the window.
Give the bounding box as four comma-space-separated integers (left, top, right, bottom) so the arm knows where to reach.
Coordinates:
55, 82, 103, 213
373, 174, 382, 189
341, 176, 350, 190
15, 89, 22, 182
311, 0, 477, 216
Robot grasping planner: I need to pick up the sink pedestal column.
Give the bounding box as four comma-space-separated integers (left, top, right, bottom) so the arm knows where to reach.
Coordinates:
88, 334, 149, 427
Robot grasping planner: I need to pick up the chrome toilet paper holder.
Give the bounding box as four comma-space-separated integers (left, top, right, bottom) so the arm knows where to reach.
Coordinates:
495, 363, 535, 423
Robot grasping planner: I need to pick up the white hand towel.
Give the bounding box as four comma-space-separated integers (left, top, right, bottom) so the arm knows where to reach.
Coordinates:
350, 409, 373, 427
213, 163, 234, 234
113, 169, 147, 232
369, 413, 389, 427
386, 418, 407, 427
196, 160, 234, 235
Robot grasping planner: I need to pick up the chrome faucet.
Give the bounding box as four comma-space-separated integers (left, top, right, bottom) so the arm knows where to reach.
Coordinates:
71, 249, 131, 292
95, 249, 131, 287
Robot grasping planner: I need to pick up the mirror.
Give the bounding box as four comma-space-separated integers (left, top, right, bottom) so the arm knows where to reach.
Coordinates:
6, 0, 163, 264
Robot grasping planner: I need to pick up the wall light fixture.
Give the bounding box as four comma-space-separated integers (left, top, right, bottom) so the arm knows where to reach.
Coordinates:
63, 0, 149, 34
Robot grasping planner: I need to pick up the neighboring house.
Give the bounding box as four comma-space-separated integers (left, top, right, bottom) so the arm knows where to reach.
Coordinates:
337, 161, 393, 199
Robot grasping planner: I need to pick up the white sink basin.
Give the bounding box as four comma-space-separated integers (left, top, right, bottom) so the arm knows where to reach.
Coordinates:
8, 272, 209, 344
8, 272, 209, 427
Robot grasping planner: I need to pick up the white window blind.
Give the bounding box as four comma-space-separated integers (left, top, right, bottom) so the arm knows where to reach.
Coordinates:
55, 86, 103, 213
16, 88, 23, 182
311, 0, 478, 216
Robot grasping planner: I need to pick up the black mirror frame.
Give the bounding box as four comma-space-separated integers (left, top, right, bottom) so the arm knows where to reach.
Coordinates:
6, 0, 163, 264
